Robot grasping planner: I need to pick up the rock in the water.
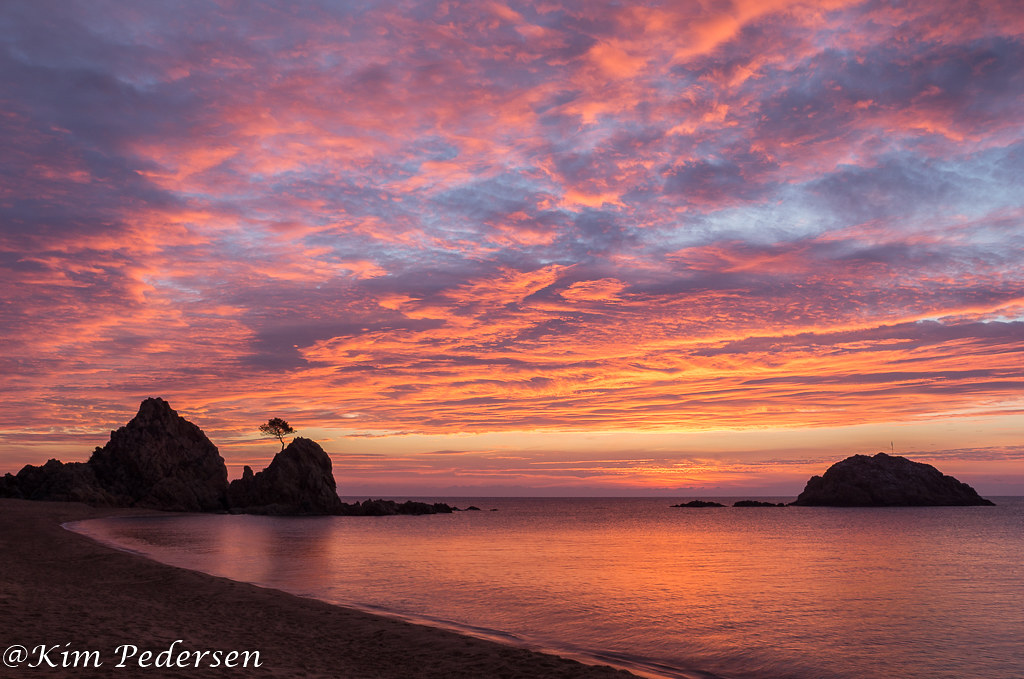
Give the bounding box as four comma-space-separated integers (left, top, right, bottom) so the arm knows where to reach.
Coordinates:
336, 499, 455, 516
671, 500, 725, 508
228, 437, 343, 515
792, 453, 995, 507
88, 397, 228, 512
733, 500, 786, 507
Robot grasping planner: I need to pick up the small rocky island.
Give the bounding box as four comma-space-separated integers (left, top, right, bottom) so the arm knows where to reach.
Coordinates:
671, 499, 786, 508
671, 500, 726, 508
792, 452, 995, 506
0, 398, 456, 516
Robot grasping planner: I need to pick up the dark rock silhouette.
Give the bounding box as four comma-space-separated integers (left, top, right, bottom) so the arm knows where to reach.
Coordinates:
0, 459, 114, 505
228, 437, 343, 515
792, 453, 995, 506
1, 398, 228, 512
733, 500, 786, 507
671, 500, 725, 508
1, 398, 495, 516
338, 499, 455, 516
88, 397, 229, 511
2, 399, 350, 515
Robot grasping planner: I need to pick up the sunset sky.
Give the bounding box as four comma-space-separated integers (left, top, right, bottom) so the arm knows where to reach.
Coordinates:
2, 1, 1023, 496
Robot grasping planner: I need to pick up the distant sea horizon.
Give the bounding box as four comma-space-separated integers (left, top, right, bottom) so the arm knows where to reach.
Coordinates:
71, 496, 1024, 679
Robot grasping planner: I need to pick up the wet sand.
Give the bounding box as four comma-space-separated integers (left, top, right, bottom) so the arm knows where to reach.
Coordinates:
0, 499, 636, 678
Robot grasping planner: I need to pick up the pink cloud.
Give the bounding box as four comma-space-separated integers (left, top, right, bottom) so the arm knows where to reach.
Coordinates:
2, 0, 1023, 491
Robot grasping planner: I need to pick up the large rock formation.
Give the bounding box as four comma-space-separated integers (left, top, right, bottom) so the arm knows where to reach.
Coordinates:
228, 437, 343, 515
0, 398, 228, 512
792, 453, 995, 506
1, 398, 455, 516
87, 398, 229, 512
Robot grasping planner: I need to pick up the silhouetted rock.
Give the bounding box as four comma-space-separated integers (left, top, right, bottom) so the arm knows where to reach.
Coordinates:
337, 499, 456, 516
228, 437, 343, 515
792, 453, 995, 507
1, 399, 228, 511
1, 397, 463, 518
464, 506, 482, 511
733, 500, 786, 507
671, 500, 725, 508
88, 398, 229, 511
0, 459, 115, 505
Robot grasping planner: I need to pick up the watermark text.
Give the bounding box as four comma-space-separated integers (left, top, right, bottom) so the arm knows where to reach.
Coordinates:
4, 641, 261, 670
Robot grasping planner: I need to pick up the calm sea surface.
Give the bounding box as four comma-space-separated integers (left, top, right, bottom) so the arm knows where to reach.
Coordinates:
70, 497, 1024, 679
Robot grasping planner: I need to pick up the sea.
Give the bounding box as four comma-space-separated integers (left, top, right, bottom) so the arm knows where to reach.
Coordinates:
68, 497, 1024, 679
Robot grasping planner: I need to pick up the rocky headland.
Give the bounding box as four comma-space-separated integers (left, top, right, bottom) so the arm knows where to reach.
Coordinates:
89, 397, 229, 512
0, 398, 455, 516
792, 452, 995, 506
0, 398, 227, 511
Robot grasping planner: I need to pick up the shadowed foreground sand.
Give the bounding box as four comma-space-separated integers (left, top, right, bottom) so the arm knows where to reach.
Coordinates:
0, 499, 636, 679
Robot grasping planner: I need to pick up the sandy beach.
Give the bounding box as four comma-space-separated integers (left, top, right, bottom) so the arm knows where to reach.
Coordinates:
0, 499, 636, 679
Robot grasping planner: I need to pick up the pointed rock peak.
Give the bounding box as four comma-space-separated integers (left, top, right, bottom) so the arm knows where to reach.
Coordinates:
131, 397, 181, 425
88, 397, 229, 512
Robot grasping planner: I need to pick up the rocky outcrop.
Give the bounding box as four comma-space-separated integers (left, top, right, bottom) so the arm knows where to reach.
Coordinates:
1, 399, 228, 511
1, 398, 462, 517
337, 499, 456, 516
733, 500, 786, 507
671, 500, 725, 508
792, 453, 995, 507
228, 437, 343, 515
88, 398, 228, 512
0, 459, 115, 505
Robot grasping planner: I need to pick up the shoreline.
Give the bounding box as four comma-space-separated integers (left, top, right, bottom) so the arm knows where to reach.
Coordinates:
0, 498, 637, 678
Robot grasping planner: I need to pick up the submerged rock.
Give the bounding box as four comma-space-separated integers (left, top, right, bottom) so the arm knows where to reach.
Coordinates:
733, 500, 787, 507
792, 453, 995, 507
228, 437, 343, 515
88, 397, 229, 512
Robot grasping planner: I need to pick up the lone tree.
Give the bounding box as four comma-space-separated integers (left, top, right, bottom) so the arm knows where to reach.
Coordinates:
259, 417, 295, 451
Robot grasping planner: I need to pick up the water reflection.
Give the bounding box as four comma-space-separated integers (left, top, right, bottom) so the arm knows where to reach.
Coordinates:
71, 498, 1024, 679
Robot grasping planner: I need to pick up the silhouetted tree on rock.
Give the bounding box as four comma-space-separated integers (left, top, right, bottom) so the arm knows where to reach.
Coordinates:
259, 418, 295, 451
